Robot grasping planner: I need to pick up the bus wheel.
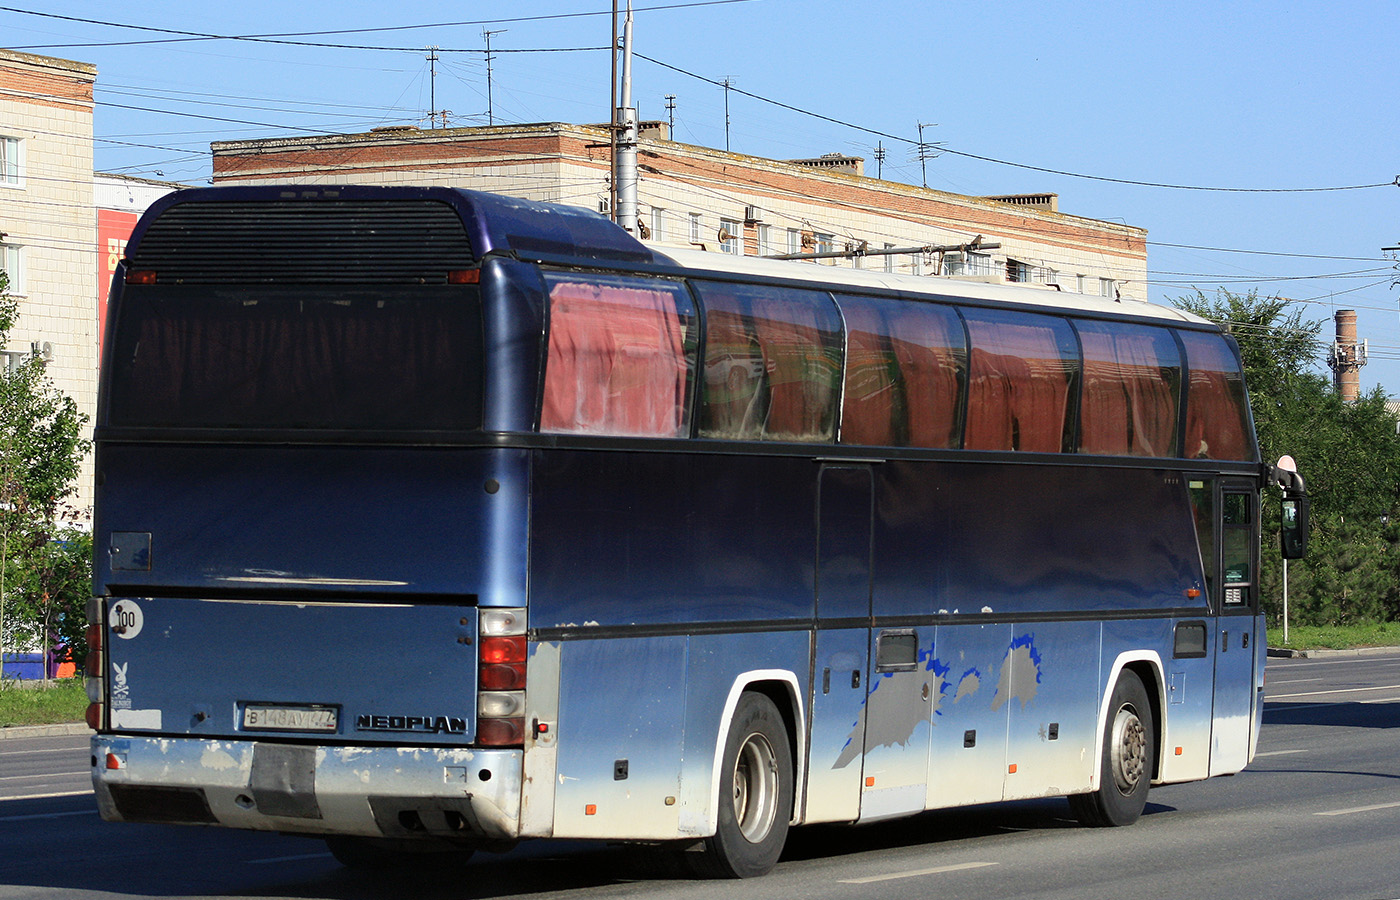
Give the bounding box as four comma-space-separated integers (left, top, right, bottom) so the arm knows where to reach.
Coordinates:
1069, 670, 1154, 828
688, 692, 793, 878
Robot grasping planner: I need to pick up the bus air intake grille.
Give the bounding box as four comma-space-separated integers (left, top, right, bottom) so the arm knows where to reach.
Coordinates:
107, 784, 218, 825
129, 199, 476, 284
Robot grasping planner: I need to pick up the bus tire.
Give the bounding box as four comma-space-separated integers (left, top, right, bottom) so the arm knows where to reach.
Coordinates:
688, 692, 793, 878
1069, 670, 1154, 828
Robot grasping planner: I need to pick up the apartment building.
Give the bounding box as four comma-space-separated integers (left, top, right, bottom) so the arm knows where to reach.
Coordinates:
211, 122, 1147, 299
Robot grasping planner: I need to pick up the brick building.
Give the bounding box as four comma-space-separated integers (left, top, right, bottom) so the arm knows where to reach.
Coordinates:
0, 49, 98, 511
212, 122, 1147, 300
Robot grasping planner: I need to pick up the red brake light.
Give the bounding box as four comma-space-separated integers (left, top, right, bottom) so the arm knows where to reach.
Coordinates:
448, 269, 480, 284
126, 269, 157, 285
480, 662, 527, 691
480, 635, 527, 665
476, 717, 525, 746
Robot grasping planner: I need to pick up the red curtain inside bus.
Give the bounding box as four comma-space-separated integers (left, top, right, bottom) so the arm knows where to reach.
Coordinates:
539, 275, 694, 438
1179, 330, 1255, 461
1076, 321, 1181, 457
838, 295, 966, 448
695, 282, 842, 442
963, 310, 1078, 453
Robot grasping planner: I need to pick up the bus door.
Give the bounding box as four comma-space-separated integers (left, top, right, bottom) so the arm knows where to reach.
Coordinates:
1192, 478, 1261, 775
805, 465, 874, 823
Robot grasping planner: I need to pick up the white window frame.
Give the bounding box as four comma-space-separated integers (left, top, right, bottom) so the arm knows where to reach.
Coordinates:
1, 244, 25, 296
0, 137, 21, 187
1100, 277, 1116, 298
883, 243, 895, 273
756, 224, 772, 257
689, 213, 702, 244
650, 207, 665, 243
720, 217, 742, 255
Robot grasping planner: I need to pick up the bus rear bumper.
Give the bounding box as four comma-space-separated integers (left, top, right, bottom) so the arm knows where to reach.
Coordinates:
91, 735, 523, 842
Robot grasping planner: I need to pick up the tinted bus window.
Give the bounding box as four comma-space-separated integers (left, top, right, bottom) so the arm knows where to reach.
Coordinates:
695, 282, 842, 442
837, 295, 966, 448
962, 309, 1078, 453
1179, 331, 1255, 461
1076, 321, 1181, 457
539, 274, 696, 438
108, 285, 482, 430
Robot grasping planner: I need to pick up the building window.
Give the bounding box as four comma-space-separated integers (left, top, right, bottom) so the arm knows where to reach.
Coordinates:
1076, 274, 1086, 293
756, 224, 772, 257
1007, 259, 1030, 283
943, 252, 992, 277
884, 243, 895, 273
1100, 278, 1116, 298
0, 137, 20, 186
787, 228, 801, 255
689, 213, 702, 244
1, 244, 24, 295
651, 207, 665, 243
720, 218, 742, 255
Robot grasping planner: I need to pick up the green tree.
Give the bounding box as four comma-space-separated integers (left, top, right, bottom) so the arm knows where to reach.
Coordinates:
0, 270, 91, 681
1175, 289, 1400, 626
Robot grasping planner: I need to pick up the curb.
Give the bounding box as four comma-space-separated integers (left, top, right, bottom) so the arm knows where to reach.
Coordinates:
1267, 646, 1400, 659
0, 723, 90, 740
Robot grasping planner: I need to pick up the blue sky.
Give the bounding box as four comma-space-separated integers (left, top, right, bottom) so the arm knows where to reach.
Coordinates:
6, 1, 1398, 391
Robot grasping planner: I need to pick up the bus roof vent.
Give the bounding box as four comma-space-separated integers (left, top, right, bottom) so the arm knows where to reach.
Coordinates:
128, 199, 475, 284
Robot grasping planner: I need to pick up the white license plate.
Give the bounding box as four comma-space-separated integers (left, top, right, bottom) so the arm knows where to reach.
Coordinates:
242, 705, 339, 733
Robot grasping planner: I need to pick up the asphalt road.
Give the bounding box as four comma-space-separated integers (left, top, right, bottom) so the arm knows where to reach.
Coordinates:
3, 652, 1400, 900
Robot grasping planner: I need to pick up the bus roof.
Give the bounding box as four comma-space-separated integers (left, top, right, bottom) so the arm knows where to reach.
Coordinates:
653, 246, 1207, 327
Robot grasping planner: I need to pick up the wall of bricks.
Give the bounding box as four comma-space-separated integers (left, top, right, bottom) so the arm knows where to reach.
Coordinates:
0, 50, 97, 515
212, 122, 1148, 299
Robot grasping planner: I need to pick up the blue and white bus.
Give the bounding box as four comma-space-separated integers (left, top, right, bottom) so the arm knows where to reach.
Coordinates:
86, 186, 1308, 878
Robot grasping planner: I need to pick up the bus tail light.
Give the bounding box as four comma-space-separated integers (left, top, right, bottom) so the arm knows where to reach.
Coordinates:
477, 609, 526, 747
84, 599, 105, 730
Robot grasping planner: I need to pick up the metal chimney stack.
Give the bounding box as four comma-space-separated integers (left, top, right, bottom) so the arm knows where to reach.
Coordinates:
1327, 309, 1367, 402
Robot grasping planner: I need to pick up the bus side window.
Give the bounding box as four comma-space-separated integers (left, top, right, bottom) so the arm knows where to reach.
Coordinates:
1221, 492, 1254, 603
1189, 480, 1214, 598
962, 309, 1079, 453
836, 294, 966, 449
539, 274, 696, 438
1179, 331, 1256, 462
1075, 321, 1181, 458
694, 282, 842, 443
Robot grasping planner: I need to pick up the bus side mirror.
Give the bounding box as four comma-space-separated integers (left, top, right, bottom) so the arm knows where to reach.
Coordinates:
1280, 494, 1309, 559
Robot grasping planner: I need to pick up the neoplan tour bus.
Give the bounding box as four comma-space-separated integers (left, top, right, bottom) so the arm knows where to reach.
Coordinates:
87, 186, 1309, 878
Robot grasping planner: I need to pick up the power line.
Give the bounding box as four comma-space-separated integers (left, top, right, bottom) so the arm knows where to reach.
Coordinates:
633, 52, 1398, 195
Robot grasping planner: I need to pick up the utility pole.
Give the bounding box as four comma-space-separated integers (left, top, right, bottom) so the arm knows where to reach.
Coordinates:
665, 94, 676, 133
426, 46, 439, 129
483, 30, 506, 126
721, 77, 734, 151
916, 121, 939, 189
873, 142, 886, 180
615, 1, 638, 234
609, 0, 619, 222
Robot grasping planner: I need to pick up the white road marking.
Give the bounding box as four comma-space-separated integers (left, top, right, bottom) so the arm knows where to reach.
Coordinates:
0, 809, 95, 823
1268, 684, 1400, 700
0, 748, 86, 758
0, 771, 88, 782
1254, 749, 1307, 757
1316, 800, 1400, 817
840, 861, 998, 883
0, 789, 93, 801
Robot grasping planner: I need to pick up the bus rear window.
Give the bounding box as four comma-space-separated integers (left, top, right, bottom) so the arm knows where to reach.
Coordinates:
962, 309, 1078, 453
539, 274, 696, 438
1076, 321, 1181, 457
694, 282, 842, 443
837, 295, 966, 449
107, 285, 482, 431
1179, 331, 1255, 461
